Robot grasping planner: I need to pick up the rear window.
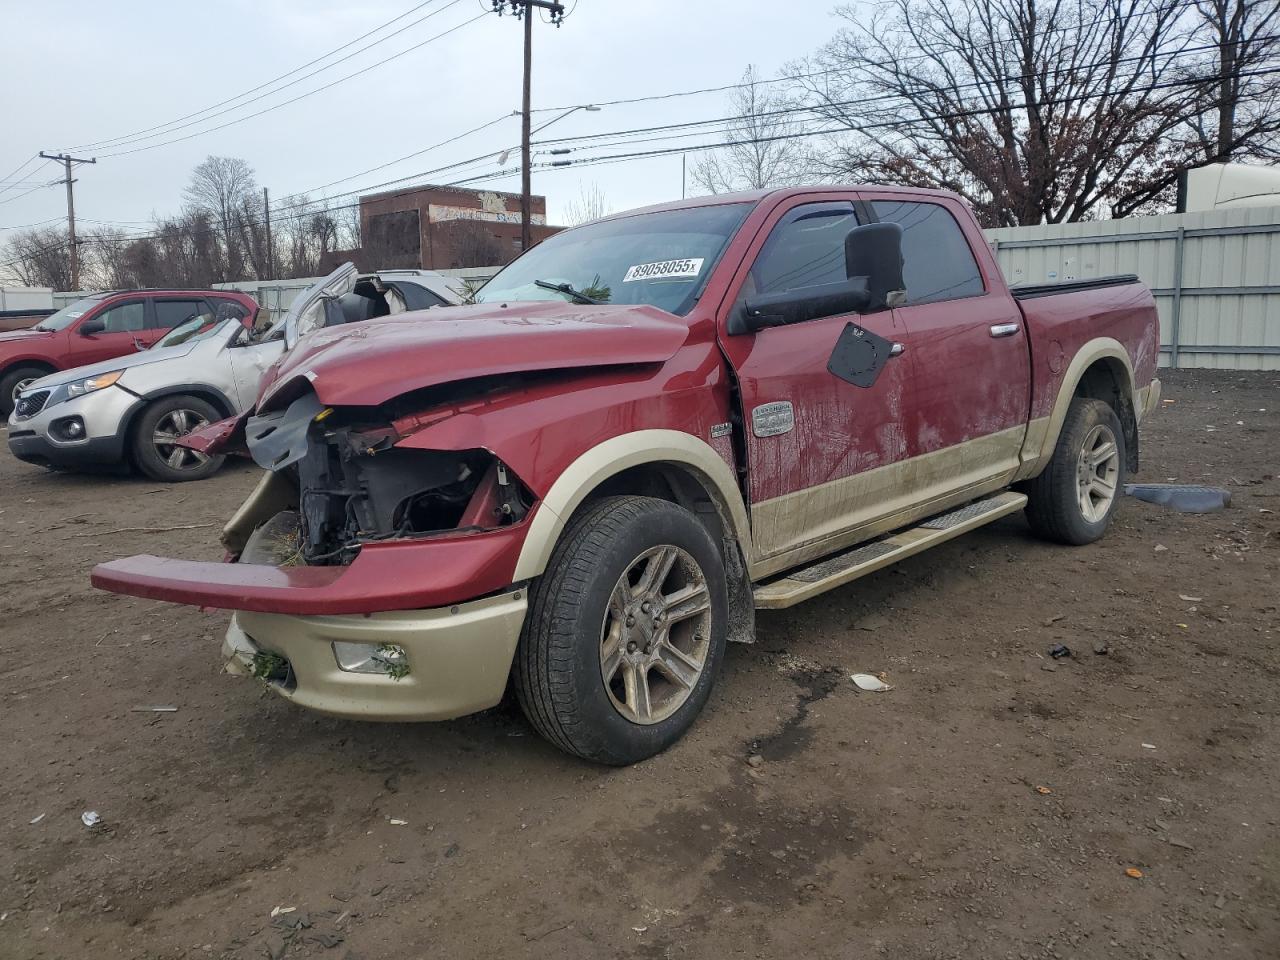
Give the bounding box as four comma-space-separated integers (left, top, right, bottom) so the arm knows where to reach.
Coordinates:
871, 200, 984, 304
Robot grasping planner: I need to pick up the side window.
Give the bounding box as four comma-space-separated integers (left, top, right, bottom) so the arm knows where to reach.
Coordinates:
870, 200, 984, 304
153, 299, 211, 329
746, 201, 860, 301
214, 298, 250, 322
98, 301, 147, 333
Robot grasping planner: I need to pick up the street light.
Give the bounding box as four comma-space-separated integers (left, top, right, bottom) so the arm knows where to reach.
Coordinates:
506, 103, 600, 247
497, 104, 600, 165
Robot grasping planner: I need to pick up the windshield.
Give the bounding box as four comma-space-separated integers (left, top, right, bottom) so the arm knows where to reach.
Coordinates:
34, 297, 103, 332
474, 203, 752, 315
153, 315, 231, 349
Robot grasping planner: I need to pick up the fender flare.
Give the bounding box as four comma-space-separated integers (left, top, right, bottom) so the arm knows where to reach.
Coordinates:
512, 429, 751, 582
1017, 337, 1136, 480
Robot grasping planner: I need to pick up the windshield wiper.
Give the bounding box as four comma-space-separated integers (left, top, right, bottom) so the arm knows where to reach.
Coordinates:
533, 279, 602, 305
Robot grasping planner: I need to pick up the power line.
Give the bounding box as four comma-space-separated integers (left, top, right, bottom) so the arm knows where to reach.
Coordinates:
68, 0, 453, 151
96, 5, 491, 158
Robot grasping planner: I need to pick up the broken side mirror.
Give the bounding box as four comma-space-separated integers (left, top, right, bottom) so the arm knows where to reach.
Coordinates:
845, 221, 906, 311
733, 277, 872, 334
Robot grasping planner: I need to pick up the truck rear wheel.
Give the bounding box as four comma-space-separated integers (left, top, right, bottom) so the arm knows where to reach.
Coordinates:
513, 496, 728, 765
1024, 397, 1126, 545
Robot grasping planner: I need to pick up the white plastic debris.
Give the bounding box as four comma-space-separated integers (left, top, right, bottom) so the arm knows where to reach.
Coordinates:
81, 811, 102, 827
851, 673, 893, 692
1178, 595, 1203, 602
270, 906, 296, 918
1141, 743, 1157, 750
389, 818, 407, 826
29, 813, 45, 825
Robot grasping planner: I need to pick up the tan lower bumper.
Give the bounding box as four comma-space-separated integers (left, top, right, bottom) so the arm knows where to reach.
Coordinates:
223, 589, 528, 721
1139, 378, 1162, 422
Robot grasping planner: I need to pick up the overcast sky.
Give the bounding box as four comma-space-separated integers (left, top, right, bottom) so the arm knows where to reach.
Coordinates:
0, 0, 847, 242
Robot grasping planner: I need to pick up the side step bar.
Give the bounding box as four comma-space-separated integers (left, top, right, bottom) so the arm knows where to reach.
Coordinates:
752, 491, 1028, 610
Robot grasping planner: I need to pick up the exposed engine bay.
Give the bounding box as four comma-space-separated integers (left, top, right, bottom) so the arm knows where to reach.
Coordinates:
243, 391, 530, 566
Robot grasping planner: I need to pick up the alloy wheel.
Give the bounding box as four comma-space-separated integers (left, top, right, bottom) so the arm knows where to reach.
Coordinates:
600, 544, 713, 725
1076, 423, 1120, 523
152, 408, 211, 472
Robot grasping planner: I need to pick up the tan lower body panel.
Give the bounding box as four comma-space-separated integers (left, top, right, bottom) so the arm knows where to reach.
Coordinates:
754, 491, 1028, 609
749, 425, 1025, 579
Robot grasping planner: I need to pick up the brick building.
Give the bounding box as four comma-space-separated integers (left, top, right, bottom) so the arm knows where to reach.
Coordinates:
354, 184, 561, 271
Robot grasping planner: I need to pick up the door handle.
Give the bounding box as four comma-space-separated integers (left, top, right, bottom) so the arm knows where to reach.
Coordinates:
990, 322, 1020, 338
889, 342, 906, 357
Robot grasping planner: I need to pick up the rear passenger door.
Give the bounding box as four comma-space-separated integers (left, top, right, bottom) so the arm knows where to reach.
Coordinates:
864, 194, 1031, 501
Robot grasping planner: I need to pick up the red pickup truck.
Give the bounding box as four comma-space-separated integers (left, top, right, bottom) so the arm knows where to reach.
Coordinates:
0, 289, 259, 416
93, 186, 1161, 765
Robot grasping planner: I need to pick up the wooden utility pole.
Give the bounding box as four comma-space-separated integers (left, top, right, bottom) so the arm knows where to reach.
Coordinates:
492, 0, 566, 252
263, 186, 273, 279
39, 151, 96, 290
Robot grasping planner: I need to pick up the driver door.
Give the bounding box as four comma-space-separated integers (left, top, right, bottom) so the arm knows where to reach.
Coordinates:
717, 196, 915, 569
68, 299, 148, 366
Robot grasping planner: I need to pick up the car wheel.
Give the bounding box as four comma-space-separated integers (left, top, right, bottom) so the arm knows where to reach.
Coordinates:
513, 495, 728, 765
1024, 397, 1126, 545
131, 395, 226, 483
0, 366, 50, 417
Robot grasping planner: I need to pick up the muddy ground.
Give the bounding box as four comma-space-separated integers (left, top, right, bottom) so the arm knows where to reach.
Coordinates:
1, 368, 1277, 960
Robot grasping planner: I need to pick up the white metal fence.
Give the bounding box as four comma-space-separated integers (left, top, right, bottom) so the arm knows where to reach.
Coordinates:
987, 205, 1280, 370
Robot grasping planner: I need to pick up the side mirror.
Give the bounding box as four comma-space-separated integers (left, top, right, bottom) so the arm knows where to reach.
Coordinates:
734, 277, 871, 334
845, 221, 906, 311
78, 317, 106, 336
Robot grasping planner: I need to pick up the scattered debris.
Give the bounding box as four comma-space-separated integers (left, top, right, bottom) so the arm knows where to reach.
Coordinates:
81, 811, 102, 828
851, 673, 892, 692
1176, 623, 1189, 629
444, 842, 461, 858
388, 818, 407, 826
1125, 483, 1232, 513
632, 926, 648, 934
130, 705, 178, 713
29, 813, 45, 825
1035, 785, 1052, 795
1141, 743, 1157, 750
1092, 640, 1110, 655
1169, 838, 1195, 850
1125, 867, 1145, 879
1043, 613, 1066, 627
745, 754, 764, 768
1154, 544, 1169, 552
1048, 644, 1072, 659
1178, 595, 1203, 603
270, 906, 296, 918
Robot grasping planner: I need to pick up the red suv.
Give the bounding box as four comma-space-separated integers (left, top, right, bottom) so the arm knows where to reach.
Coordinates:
0, 289, 259, 416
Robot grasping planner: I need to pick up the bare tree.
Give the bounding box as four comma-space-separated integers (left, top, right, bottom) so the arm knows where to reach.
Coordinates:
2, 227, 72, 289
794, 0, 1265, 224
1189, 0, 1280, 161
691, 65, 813, 194
183, 156, 258, 279
563, 182, 611, 225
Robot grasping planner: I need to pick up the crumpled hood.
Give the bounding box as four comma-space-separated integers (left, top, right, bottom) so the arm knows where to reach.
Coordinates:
262, 301, 692, 408
27, 338, 201, 391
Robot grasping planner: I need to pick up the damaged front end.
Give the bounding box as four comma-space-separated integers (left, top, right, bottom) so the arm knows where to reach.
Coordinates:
230, 389, 532, 566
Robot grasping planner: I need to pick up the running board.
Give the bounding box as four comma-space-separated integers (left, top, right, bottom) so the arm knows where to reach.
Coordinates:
752, 491, 1028, 609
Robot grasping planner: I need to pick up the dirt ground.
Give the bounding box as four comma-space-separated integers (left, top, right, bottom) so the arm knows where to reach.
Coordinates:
1, 368, 1277, 960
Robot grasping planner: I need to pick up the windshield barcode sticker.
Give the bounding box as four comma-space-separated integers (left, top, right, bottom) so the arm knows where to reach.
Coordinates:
623, 258, 704, 282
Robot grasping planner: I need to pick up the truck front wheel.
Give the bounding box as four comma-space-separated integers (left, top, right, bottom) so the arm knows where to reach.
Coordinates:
513, 496, 728, 765
1024, 397, 1126, 545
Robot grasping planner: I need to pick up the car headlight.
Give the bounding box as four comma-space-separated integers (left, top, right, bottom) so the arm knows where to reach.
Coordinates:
43, 370, 124, 408
66, 370, 123, 398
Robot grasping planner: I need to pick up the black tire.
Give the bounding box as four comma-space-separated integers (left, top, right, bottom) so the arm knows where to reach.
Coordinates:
131, 395, 226, 483
0, 365, 51, 417
1024, 397, 1127, 545
513, 495, 729, 765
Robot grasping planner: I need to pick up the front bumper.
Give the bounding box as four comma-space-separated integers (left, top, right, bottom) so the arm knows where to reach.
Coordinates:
7, 385, 139, 469
224, 589, 528, 721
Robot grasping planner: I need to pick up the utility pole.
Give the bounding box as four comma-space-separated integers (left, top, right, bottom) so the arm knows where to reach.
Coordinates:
263, 186, 273, 280
39, 151, 96, 290
492, 0, 566, 252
